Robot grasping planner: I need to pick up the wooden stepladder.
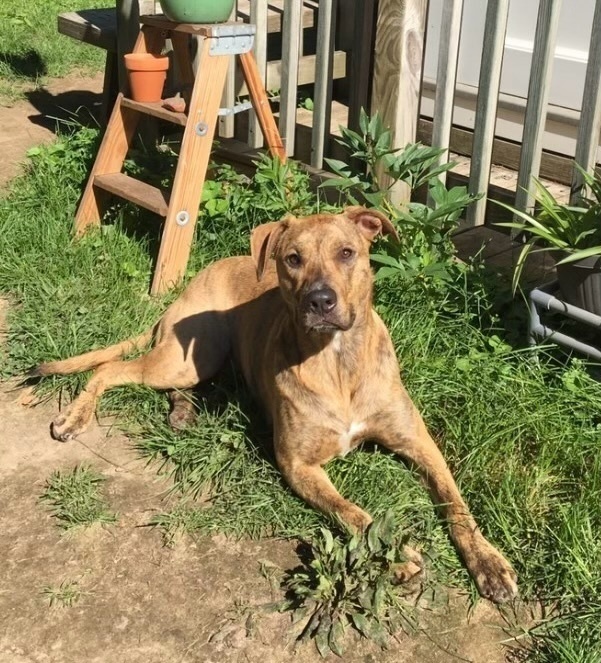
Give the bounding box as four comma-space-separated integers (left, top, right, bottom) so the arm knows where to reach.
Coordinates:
75, 16, 286, 295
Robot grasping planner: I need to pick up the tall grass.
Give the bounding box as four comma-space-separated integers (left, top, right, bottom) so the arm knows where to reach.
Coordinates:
1, 126, 600, 660
0, 0, 108, 101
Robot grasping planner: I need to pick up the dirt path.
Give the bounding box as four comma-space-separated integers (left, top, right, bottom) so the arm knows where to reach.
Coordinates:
0, 80, 522, 662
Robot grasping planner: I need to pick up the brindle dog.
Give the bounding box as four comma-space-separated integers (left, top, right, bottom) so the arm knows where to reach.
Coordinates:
35, 206, 517, 603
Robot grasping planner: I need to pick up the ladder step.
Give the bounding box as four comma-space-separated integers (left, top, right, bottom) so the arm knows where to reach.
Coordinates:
121, 98, 187, 126
94, 173, 170, 216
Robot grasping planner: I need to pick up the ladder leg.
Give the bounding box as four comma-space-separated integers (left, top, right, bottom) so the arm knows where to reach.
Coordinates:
239, 50, 286, 162
74, 93, 140, 235
75, 26, 166, 236
151, 38, 230, 295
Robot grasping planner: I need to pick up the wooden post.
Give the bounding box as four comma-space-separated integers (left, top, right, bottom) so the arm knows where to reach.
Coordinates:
572, 0, 601, 203
248, 0, 268, 147
429, 0, 463, 192
279, 0, 302, 156
371, 0, 427, 205
311, 0, 336, 168
466, 0, 510, 226
514, 0, 563, 214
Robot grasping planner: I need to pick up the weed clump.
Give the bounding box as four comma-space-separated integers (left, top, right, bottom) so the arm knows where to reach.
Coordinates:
282, 512, 416, 657
41, 465, 116, 529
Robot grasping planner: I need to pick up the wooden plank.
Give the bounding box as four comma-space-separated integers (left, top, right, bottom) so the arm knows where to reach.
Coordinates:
418, 118, 575, 187
151, 40, 230, 294
514, 0, 563, 214
348, 0, 376, 132
371, 0, 427, 204
94, 173, 169, 216
57, 9, 117, 51
465, 0, 509, 226
121, 98, 187, 125
75, 94, 140, 234
429, 0, 463, 188
571, 0, 601, 202
219, 1, 238, 140
117, 0, 142, 91
248, 0, 268, 148
311, 0, 336, 168
240, 50, 286, 161
279, 0, 302, 157
235, 51, 346, 96
236, 0, 316, 33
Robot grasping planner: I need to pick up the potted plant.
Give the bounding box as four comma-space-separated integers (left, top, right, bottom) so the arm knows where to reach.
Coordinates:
496, 169, 601, 316
159, 0, 235, 23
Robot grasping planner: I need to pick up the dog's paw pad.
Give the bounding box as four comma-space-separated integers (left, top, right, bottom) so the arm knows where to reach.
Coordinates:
471, 543, 518, 604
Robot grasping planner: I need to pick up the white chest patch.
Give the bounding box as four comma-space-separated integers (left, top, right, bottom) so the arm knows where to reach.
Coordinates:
338, 421, 367, 457
331, 331, 342, 353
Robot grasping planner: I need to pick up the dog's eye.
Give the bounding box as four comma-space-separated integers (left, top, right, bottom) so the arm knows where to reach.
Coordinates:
339, 247, 355, 261
286, 253, 302, 268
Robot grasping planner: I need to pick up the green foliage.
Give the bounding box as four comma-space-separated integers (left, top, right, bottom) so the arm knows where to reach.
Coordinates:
281, 512, 416, 657
0, 0, 108, 101
496, 169, 601, 291
322, 109, 477, 292
42, 580, 85, 608
40, 465, 116, 529
2, 123, 601, 660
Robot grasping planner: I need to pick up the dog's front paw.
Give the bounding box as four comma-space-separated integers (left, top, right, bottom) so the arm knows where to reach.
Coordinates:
50, 403, 94, 442
392, 545, 424, 585
468, 537, 518, 604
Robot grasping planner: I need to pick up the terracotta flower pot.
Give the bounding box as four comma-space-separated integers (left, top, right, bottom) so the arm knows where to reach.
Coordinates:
124, 53, 169, 103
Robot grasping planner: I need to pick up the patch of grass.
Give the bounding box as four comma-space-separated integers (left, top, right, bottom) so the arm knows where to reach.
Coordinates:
42, 579, 86, 607
0, 1, 108, 102
1, 126, 601, 660
41, 465, 116, 529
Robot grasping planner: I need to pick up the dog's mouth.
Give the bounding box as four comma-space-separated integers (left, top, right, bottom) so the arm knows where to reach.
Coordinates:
303, 310, 355, 334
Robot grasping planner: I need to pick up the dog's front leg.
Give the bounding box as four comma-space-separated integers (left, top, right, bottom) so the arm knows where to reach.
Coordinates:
373, 402, 518, 604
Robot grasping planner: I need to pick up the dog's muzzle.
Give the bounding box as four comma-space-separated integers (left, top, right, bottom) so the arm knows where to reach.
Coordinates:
301, 286, 351, 332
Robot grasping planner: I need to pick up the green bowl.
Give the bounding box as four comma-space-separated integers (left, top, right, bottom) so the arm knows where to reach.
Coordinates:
159, 0, 235, 23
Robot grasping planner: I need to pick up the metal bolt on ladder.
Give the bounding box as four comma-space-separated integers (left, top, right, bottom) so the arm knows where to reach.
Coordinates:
74, 15, 286, 295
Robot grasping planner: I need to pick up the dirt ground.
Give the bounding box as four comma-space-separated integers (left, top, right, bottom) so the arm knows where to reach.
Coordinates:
0, 78, 528, 662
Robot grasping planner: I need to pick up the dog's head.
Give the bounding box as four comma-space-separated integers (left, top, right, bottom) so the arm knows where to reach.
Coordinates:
251, 207, 398, 335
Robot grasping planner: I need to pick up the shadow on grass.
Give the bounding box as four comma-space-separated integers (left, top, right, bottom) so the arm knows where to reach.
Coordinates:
1, 49, 47, 79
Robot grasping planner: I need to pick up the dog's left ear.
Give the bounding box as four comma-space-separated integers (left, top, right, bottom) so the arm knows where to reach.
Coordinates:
250, 221, 287, 280
344, 206, 399, 242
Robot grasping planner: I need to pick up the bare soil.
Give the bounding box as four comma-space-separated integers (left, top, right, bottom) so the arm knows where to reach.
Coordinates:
0, 78, 529, 662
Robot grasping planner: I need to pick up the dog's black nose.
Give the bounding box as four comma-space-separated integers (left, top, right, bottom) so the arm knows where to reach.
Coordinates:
305, 287, 337, 315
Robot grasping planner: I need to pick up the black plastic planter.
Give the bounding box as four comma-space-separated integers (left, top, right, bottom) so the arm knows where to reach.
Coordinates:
557, 255, 601, 316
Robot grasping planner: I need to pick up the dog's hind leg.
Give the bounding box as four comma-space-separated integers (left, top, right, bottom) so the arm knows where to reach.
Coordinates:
168, 389, 198, 430
51, 337, 226, 442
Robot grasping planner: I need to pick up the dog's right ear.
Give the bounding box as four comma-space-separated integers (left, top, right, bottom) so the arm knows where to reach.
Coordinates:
250, 221, 287, 280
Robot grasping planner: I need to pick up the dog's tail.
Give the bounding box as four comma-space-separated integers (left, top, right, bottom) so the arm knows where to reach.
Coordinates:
30, 328, 154, 377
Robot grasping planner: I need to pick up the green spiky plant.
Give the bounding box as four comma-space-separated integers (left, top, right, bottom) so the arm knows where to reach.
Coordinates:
281, 512, 417, 657
495, 169, 601, 292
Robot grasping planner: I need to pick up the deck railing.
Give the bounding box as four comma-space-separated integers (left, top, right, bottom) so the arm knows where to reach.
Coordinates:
235, 0, 601, 228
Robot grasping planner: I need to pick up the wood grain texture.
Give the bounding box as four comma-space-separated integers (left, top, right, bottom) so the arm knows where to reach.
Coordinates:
572, 0, 601, 202
310, 0, 336, 168
279, 0, 302, 156
219, 1, 238, 140
94, 173, 169, 215
74, 93, 140, 234
514, 0, 563, 214
371, 0, 427, 204
466, 0, 509, 227
239, 50, 286, 161
430, 0, 463, 189
151, 39, 230, 294
248, 0, 268, 148
57, 9, 117, 51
